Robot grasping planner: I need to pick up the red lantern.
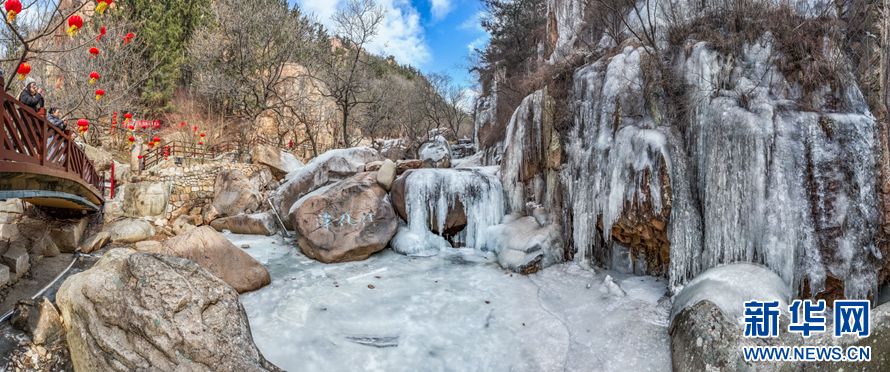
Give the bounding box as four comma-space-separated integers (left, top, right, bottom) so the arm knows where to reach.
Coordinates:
138, 155, 143, 159
5, 0, 20, 23
180, 122, 184, 128
199, 142, 203, 145
16, 62, 29, 80
89, 47, 99, 59
97, 26, 106, 41
89, 71, 100, 84
96, 0, 113, 15
66, 15, 83, 36
124, 113, 132, 122
193, 126, 197, 133
121, 32, 134, 45
128, 124, 135, 131
128, 136, 135, 144
95, 89, 104, 100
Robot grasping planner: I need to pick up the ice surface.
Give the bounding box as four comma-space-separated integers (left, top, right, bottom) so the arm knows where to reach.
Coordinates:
401, 169, 505, 249
670, 263, 791, 324
229, 233, 672, 372
390, 221, 451, 256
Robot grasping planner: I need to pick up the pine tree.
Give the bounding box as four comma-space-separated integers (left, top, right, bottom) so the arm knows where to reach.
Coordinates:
112, 0, 210, 111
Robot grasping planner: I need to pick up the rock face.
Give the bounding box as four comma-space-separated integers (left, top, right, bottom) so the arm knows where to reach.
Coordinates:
291, 172, 398, 263
396, 159, 423, 174
152, 226, 271, 293
10, 296, 64, 346
271, 147, 383, 229
104, 218, 155, 243
81, 143, 113, 172
419, 136, 452, 168
251, 144, 304, 179
485, 216, 564, 274
104, 181, 171, 221
212, 170, 262, 217
210, 213, 279, 236
390, 169, 467, 240
56, 249, 283, 371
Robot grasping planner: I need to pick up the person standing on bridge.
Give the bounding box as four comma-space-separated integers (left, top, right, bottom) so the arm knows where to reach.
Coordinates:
46, 108, 67, 158
19, 78, 44, 115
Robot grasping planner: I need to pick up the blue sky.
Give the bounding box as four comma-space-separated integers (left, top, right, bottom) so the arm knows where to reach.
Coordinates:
290, 0, 488, 87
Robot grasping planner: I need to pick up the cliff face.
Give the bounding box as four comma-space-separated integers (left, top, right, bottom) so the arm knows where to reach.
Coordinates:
474, 0, 890, 300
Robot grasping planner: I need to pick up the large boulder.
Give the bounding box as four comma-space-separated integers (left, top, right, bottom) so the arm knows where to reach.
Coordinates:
271, 147, 383, 229
56, 249, 283, 371
0, 199, 23, 224
210, 213, 279, 236
390, 169, 467, 239
291, 172, 398, 263
81, 143, 113, 172
212, 170, 262, 217
251, 144, 304, 179
104, 181, 172, 221
79, 232, 110, 254
419, 135, 452, 168
249, 168, 274, 192
151, 226, 271, 293
376, 159, 397, 191
104, 218, 155, 243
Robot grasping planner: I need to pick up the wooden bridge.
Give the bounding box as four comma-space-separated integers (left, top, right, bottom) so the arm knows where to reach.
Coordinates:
0, 82, 104, 213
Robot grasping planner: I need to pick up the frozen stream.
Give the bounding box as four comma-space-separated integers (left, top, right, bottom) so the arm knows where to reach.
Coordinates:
229, 233, 672, 372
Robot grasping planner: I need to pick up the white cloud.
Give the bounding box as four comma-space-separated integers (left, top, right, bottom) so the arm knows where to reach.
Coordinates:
431, 0, 453, 20
458, 11, 485, 32
296, 0, 431, 67
467, 35, 489, 53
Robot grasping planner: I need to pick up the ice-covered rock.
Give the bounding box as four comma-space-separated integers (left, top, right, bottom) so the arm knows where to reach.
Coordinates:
599, 275, 627, 297
372, 138, 409, 161
389, 221, 450, 256
291, 172, 398, 263
390, 169, 504, 249
271, 147, 383, 229
670, 263, 790, 324
485, 216, 564, 274
252, 144, 305, 179
419, 135, 452, 169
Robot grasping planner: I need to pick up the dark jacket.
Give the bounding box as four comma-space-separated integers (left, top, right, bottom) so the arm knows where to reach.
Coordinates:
19, 90, 44, 113
47, 114, 65, 132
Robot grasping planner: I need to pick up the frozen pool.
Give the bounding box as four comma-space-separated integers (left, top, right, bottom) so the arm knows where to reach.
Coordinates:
229, 233, 672, 372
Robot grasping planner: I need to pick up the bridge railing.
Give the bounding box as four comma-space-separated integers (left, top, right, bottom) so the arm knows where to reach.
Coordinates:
0, 85, 104, 197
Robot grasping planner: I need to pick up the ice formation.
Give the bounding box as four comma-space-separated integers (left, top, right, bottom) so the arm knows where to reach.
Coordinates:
501, 90, 546, 213
484, 216, 565, 273
280, 151, 304, 174
561, 14, 880, 299
670, 263, 791, 324
390, 220, 451, 256
232, 233, 672, 372
400, 169, 505, 250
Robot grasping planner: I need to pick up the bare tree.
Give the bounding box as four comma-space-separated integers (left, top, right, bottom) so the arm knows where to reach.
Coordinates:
420, 72, 471, 139
189, 0, 320, 154
308, 0, 386, 148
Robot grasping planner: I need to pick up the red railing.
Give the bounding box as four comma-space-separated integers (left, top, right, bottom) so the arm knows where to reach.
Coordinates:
139, 137, 290, 171
0, 83, 104, 201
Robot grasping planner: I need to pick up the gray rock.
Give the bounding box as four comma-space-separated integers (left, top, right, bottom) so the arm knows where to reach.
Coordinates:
10, 296, 64, 346
213, 170, 262, 217
79, 232, 111, 254
252, 144, 304, 179
104, 181, 172, 221
134, 241, 162, 251
0, 265, 8, 286
486, 216, 564, 274
377, 159, 397, 191
0, 223, 21, 242
210, 213, 279, 236
56, 249, 284, 371
81, 143, 113, 172
2, 247, 29, 278
49, 219, 88, 253
0, 199, 23, 224
104, 218, 155, 243
249, 168, 274, 191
